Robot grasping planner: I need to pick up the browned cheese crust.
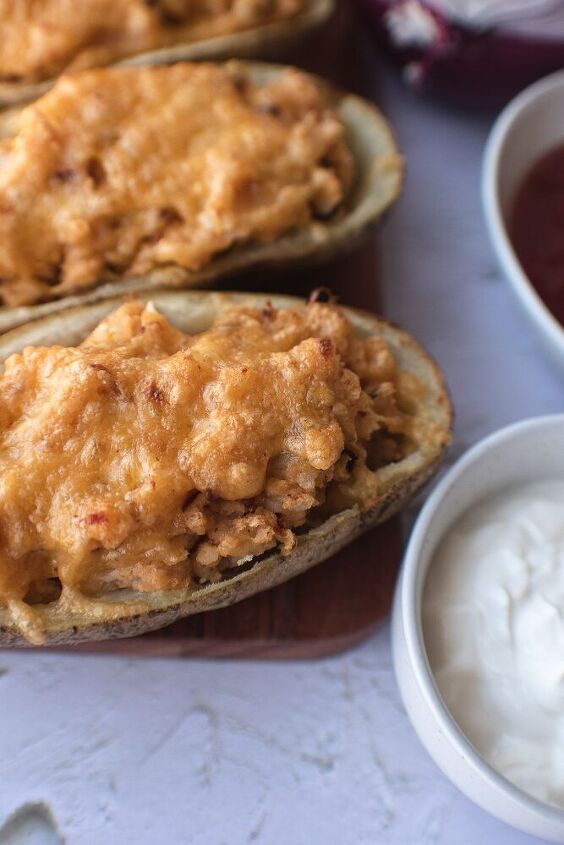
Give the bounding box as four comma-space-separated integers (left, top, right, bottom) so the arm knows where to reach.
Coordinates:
0, 0, 307, 84
0, 292, 451, 645
0, 63, 354, 308
0, 296, 418, 637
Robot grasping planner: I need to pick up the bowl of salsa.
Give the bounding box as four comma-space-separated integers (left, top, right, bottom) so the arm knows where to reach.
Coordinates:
483, 69, 564, 368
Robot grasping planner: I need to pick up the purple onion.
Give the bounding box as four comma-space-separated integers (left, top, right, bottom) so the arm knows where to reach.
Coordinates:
356, 0, 564, 108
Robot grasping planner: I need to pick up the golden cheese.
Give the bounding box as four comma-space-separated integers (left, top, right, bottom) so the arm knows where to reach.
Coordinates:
0, 0, 305, 83
0, 298, 408, 611
0, 63, 354, 306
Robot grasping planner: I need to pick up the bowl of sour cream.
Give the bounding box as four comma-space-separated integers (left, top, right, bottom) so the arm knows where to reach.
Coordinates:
393, 414, 564, 842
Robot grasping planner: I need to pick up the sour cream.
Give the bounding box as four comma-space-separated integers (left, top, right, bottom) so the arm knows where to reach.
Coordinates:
423, 481, 564, 808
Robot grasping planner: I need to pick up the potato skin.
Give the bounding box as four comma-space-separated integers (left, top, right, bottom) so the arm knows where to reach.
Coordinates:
0, 61, 403, 334
0, 291, 452, 646
0, 2, 335, 107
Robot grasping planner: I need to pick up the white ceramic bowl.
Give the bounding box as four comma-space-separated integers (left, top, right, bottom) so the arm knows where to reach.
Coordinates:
482, 70, 564, 369
392, 415, 564, 842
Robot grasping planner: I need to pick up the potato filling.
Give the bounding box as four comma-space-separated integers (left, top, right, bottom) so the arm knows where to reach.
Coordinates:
0, 298, 410, 609
0, 63, 353, 306
0, 0, 306, 83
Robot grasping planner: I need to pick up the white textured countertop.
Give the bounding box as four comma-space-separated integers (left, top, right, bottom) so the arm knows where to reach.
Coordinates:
1, 63, 563, 845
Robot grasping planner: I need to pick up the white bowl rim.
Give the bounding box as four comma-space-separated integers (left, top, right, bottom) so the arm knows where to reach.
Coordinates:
482, 69, 564, 364
401, 414, 564, 826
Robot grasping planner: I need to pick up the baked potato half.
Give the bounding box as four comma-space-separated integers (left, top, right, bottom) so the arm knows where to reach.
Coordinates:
0, 61, 402, 333
0, 291, 451, 646
0, 0, 334, 108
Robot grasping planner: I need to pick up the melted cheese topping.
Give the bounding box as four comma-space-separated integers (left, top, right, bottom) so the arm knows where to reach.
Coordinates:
0, 0, 305, 83
0, 63, 353, 306
0, 299, 409, 622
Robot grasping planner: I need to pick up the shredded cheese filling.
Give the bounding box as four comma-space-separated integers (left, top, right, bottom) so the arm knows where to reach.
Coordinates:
0, 63, 353, 306
0, 0, 306, 83
0, 298, 410, 625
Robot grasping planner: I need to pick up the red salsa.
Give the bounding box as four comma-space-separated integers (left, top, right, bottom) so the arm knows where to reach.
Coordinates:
510, 143, 564, 325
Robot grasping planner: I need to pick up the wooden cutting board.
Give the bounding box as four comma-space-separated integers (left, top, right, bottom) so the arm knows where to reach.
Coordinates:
56, 2, 404, 659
